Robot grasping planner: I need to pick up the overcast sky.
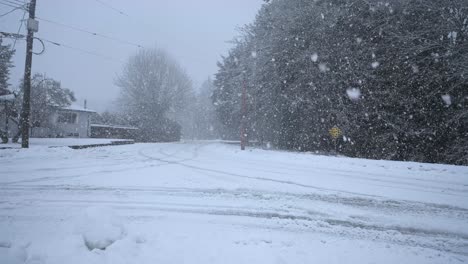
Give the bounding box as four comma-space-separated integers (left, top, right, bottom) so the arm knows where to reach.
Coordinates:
0, 0, 263, 111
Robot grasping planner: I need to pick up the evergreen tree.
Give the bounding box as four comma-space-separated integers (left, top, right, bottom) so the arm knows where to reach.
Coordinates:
0, 38, 15, 95
213, 0, 468, 165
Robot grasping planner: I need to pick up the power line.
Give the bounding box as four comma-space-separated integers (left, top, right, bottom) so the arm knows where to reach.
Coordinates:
1, 31, 124, 63
0, 1, 23, 9
0, 6, 19, 17
0, 0, 21, 6
0, 0, 27, 18
3, 0, 25, 5
0, 0, 25, 9
8, 0, 27, 4
38, 36, 125, 63
92, 0, 128, 17
90, 0, 160, 39
12, 1, 27, 49
36, 16, 144, 48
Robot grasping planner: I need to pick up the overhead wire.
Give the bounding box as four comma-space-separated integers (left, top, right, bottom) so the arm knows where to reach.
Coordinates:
1, 31, 123, 63
36, 16, 144, 48
3, 0, 25, 5
2, 0, 139, 64
92, 0, 128, 17
8, 0, 26, 4
38, 36, 125, 63
0, 0, 25, 9
12, 0, 27, 50
88, 0, 160, 46
32, 36, 44, 55
0, 5, 22, 17
0, 1, 22, 9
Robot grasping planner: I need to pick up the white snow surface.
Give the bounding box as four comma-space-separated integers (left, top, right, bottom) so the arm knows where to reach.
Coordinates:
62, 103, 96, 113
0, 141, 467, 263
1, 138, 132, 149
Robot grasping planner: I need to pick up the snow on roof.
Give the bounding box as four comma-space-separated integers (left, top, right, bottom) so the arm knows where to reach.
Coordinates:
60, 103, 96, 113
0, 94, 15, 102
91, 124, 139, 130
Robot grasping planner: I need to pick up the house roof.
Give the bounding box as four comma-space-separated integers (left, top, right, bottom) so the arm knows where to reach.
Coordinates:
91, 124, 139, 130
60, 103, 96, 113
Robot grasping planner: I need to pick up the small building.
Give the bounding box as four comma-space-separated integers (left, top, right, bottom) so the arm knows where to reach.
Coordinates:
32, 104, 96, 138
90, 124, 138, 139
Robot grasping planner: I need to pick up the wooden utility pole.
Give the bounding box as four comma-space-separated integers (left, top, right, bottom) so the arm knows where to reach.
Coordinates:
20, 0, 37, 148
240, 77, 247, 151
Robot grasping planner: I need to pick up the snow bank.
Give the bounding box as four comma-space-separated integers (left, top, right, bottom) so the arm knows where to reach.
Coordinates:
78, 207, 126, 251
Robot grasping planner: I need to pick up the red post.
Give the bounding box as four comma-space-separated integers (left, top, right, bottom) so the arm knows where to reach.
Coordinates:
240, 78, 246, 150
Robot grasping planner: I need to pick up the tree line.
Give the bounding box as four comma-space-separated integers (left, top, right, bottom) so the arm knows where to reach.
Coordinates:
212, 0, 468, 165
1, 39, 218, 142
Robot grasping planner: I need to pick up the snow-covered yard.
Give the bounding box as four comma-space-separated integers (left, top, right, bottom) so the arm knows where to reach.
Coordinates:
0, 141, 467, 263
1, 138, 132, 149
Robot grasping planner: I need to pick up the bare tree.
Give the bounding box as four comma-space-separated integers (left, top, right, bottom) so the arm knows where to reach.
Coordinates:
116, 48, 193, 142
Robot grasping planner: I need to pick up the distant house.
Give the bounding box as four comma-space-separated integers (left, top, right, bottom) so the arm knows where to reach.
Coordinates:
32, 104, 96, 138
1, 102, 96, 139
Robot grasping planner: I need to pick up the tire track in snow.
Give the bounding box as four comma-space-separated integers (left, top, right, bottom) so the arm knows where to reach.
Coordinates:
138, 146, 468, 201
148, 144, 468, 198
2, 184, 467, 217
183, 147, 468, 196
198, 145, 466, 187
2, 194, 467, 256
2, 143, 199, 185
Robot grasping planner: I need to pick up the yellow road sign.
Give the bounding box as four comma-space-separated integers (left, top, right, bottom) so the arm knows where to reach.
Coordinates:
329, 126, 342, 140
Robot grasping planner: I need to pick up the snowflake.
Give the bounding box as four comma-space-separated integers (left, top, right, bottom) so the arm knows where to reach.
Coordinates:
346, 88, 361, 101
311, 53, 318, 62
318, 63, 329, 72
441, 94, 451, 106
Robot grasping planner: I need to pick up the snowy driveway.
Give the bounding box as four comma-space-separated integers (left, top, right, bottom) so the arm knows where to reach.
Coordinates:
1, 142, 467, 263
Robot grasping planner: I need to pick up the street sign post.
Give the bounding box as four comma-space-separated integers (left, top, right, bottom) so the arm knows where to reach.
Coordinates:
329, 126, 342, 153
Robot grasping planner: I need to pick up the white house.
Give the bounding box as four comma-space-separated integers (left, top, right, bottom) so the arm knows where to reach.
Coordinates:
31, 104, 96, 138
1, 102, 96, 139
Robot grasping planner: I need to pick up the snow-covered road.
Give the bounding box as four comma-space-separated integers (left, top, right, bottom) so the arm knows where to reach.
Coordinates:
1, 142, 467, 263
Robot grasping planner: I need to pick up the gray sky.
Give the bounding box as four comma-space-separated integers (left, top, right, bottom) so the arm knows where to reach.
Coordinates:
0, 0, 263, 111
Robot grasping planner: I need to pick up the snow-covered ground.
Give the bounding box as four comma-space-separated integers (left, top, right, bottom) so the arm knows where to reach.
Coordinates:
0, 141, 467, 263
1, 138, 132, 149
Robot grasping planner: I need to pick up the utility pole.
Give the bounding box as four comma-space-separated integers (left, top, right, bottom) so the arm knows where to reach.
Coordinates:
240, 77, 247, 151
20, 0, 38, 148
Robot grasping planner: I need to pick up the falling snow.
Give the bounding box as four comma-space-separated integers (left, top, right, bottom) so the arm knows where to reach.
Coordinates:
346, 88, 361, 101
311, 53, 318, 62
318, 63, 329, 72
441, 94, 452, 106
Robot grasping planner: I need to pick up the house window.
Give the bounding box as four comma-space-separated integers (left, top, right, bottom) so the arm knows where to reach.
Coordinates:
57, 112, 77, 124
